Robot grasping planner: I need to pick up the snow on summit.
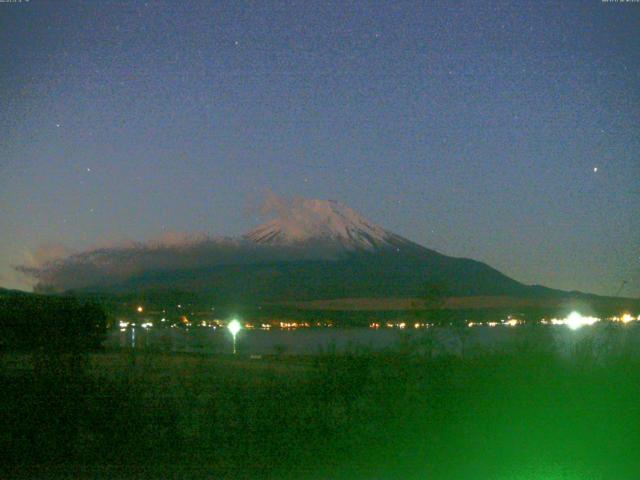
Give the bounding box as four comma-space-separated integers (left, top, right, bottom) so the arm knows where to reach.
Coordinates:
245, 197, 398, 250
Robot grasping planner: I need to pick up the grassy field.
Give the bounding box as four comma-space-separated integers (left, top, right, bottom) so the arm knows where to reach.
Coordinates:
1, 337, 640, 479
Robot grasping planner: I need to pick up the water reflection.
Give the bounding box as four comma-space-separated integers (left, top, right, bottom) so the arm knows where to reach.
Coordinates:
108, 323, 640, 358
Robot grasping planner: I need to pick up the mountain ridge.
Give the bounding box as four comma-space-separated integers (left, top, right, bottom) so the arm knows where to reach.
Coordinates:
21, 197, 636, 311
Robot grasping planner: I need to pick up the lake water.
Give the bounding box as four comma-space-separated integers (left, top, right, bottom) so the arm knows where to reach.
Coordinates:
105, 323, 640, 357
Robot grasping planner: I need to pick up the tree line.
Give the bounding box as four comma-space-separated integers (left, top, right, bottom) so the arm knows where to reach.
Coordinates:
0, 293, 107, 353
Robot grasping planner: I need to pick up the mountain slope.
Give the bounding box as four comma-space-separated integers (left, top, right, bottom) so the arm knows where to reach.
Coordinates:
40, 197, 633, 311
245, 198, 410, 251
86, 198, 532, 301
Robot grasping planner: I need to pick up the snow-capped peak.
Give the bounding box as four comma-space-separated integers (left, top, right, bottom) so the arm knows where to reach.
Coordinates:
245, 198, 399, 251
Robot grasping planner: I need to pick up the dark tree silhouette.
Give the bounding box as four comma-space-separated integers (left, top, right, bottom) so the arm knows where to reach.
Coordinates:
0, 293, 107, 353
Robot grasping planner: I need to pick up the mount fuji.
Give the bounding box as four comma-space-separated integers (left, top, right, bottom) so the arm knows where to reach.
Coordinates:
39, 197, 636, 315
77, 199, 552, 302
245, 199, 410, 252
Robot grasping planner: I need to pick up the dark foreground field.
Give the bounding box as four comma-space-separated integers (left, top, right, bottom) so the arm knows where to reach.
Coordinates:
2, 334, 640, 479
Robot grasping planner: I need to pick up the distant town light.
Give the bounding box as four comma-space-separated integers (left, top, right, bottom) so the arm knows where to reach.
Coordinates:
137, 306, 143, 313
621, 313, 634, 324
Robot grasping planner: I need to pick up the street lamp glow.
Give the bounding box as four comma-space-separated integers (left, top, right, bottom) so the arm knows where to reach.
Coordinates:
565, 311, 598, 330
228, 319, 241, 336
228, 319, 241, 354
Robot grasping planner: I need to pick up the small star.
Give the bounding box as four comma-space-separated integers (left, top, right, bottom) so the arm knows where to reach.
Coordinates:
593, 167, 598, 173
56, 123, 61, 128
86, 167, 91, 172
89, 208, 94, 213
303, 177, 308, 183
234, 40, 239, 46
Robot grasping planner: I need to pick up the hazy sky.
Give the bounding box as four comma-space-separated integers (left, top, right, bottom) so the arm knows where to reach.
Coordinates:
1, 0, 638, 296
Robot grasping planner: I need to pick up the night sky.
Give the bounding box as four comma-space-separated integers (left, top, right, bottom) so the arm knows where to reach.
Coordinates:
1, 0, 638, 296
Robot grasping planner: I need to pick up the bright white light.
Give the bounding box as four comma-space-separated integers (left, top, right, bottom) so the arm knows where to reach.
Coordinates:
565, 311, 599, 330
621, 313, 634, 324
547, 312, 600, 329
136, 306, 143, 313
228, 319, 241, 336
141, 322, 153, 329
119, 320, 129, 328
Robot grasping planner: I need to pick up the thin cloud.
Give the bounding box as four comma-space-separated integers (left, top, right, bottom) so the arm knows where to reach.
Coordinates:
16, 194, 349, 293
16, 232, 337, 293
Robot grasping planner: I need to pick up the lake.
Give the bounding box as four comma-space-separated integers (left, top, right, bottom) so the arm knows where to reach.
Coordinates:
105, 323, 640, 357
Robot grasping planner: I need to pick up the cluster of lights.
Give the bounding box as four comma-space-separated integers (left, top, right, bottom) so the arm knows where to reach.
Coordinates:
119, 305, 637, 335
366, 314, 639, 330
542, 311, 601, 330
279, 321, 312, 329
371, 322, 432, 329
610, 313, 638, 324
467, 320, 517, 328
